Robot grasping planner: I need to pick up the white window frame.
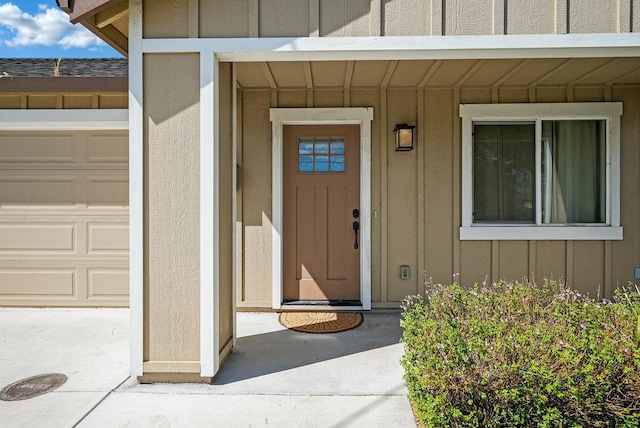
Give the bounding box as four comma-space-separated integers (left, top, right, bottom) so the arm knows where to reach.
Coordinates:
460, 102, 623, 241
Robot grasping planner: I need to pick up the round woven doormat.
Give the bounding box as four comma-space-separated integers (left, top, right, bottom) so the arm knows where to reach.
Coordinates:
279, 312, 363, 333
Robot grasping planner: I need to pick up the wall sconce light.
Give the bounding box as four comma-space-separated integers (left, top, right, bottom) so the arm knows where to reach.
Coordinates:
393, 123, 415, 151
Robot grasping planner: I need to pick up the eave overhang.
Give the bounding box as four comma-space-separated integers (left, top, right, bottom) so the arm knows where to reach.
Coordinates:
56, 0, 129, 57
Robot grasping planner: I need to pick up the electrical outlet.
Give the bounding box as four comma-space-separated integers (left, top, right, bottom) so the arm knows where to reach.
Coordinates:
400, 265, 410, 280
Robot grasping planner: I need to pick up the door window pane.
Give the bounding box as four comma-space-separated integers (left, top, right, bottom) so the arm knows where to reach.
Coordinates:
330, 155, 345, 172
330, 141, 345, 154
542, 120, 606, 224
299, 140, 314, 154
473, 123, 535, 223
315, 155, 329, 172
298, 155, 313, 172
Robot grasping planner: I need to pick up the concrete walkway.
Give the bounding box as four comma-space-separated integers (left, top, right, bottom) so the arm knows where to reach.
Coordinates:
0, 309, 414, 427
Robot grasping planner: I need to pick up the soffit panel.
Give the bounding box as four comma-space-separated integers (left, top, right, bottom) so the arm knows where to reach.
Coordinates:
310, 61, 348, 87
235, 58, 640, 89
497, 58, 568, 86
235, 62, 271, 88
426, 59, 479, 86
268, 61, 307, 87
539, 58, 614, 85
612, 68, 640, 84
351, 61, 391, 87
388, 60, 436, 87
461, 59, 526, 86
574, 57, 640, 84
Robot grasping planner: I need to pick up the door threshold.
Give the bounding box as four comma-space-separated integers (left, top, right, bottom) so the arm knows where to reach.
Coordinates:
280, 300, 364, 311
279, 305, 364, 312
282, 300, 362, 306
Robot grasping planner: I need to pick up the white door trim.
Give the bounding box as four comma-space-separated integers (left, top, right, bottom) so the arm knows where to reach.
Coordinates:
270, 108, 374, 310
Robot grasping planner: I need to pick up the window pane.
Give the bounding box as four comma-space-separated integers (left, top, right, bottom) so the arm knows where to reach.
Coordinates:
542, 120, 606, 224
473, 124, 535, 223
330, 140, 345, 154
330, 155, 345, 172
298, 155, 313, 172
315, 155, 329, 172
299, 140, 314, 154
315, 140, 329, 154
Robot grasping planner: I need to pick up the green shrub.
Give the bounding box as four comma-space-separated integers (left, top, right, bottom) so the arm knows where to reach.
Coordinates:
401, 279, 640, 427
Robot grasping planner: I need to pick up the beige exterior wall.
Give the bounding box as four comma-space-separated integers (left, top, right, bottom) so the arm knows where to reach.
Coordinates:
135, 0, 640, 380
139, 55, 235, 378
236, 82, 640, 307
142, 0, 638, 38
142, 53, 201, 374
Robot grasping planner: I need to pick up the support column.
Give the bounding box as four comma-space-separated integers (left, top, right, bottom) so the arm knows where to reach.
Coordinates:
200, 51, 220, 377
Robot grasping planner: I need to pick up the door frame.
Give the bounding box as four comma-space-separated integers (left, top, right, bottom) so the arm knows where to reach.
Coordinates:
270, 108, 374, 310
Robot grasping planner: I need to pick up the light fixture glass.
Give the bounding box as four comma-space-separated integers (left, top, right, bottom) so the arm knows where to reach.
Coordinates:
393, 123, 415, 151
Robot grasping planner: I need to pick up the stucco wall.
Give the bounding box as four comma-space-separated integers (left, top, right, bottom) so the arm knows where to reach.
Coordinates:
142, 0, 638, 38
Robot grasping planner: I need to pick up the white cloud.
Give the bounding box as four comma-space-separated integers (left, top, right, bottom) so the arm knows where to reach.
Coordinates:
0, 2, 105, 50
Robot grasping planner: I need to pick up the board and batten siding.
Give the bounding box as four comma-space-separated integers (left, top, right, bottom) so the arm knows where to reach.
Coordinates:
142, 0, 639, 38
237, 84, 640, 308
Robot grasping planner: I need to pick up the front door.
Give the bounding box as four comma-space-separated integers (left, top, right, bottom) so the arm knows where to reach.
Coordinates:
283, 125, 361, 303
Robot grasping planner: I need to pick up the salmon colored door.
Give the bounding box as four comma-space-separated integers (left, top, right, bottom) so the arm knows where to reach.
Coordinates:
283, 125, 361, 303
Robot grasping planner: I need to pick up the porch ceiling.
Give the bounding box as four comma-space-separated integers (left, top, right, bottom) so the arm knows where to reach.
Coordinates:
235, 57, 640, 89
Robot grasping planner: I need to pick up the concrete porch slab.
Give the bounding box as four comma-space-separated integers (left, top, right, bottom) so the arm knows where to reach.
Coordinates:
0, 310, 414, 427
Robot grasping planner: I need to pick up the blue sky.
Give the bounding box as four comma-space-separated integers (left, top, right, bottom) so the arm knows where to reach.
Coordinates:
0, 0, 122, 58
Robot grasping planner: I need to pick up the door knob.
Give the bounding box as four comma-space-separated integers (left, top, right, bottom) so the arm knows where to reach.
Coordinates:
352, 209, 359, 219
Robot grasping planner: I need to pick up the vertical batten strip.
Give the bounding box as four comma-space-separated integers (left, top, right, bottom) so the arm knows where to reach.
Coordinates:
188, 0, 199, 38
566, 240, 574, 288
555, 0, 568, 34
618, 0, 631, 32
231, 64, 238, 346
528, 241, 536, 282
604, 241, 612, 299
309, 0, 319, 37
200, 51, 219, 377
129, 0, 144, 379
431, 0, 443, 35
380, 89, 388, 304
417, 89, 426, 296
491, 241, 499, 283
248, 0, 259, 37
493, 0, 505, 35
452, 88, 461, 276
370, 0, 381, 36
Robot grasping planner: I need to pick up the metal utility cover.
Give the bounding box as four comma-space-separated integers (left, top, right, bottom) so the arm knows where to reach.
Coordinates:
0, 373, 67, 401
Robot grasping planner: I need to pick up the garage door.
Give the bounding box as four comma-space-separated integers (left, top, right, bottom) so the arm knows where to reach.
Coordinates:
0, 130, 128, 307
